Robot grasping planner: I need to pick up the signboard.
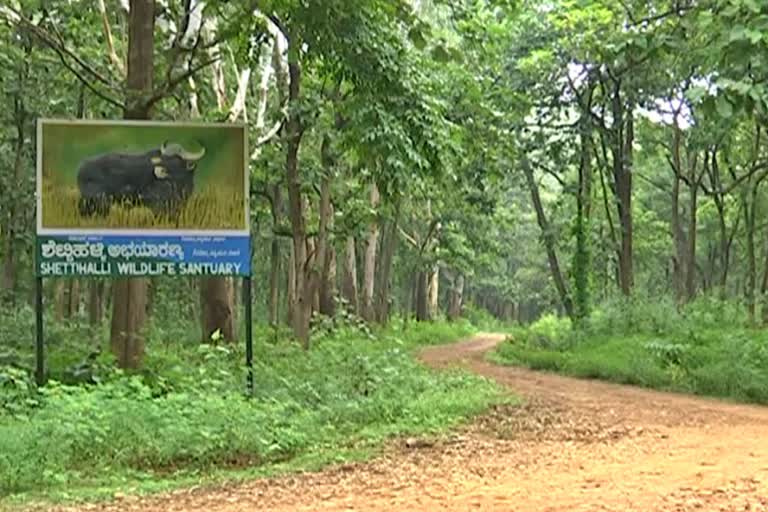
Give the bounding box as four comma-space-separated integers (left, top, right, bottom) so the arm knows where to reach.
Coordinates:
35, 119, 250, 277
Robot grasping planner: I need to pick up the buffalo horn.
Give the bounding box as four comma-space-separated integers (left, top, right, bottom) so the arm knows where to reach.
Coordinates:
160, 140, 206, 161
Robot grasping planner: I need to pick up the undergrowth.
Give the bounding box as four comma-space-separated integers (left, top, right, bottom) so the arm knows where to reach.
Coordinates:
489, 293, 768, 405
0, 311, 505, 506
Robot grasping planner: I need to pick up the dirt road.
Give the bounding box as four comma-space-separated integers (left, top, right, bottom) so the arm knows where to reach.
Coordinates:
56, 333, 768, 511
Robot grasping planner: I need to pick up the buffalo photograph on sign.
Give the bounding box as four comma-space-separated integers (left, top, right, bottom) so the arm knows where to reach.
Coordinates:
37, 119, 248, 232
36, 119, 251, 278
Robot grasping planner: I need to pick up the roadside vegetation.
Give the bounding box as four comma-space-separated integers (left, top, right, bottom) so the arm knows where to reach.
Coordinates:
489, 295, 768, 405
0, 311, 505, 504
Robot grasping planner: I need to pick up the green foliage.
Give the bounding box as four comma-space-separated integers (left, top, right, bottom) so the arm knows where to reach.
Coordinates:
490, 294, 768, 405
513, 313, 573, 350
571, 211, 591, 322
0, 365, 37, 415
461, 303, 516, 332
582, 293, 749, 338
0, 320, 501, 500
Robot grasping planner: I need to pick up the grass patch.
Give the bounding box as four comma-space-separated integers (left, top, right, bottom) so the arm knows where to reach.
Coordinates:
0, 317, 506, 507
488, 295, 768, 405
40, 182, 245, 230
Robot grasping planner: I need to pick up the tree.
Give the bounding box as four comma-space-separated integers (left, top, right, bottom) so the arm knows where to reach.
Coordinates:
108, 0, 156, 369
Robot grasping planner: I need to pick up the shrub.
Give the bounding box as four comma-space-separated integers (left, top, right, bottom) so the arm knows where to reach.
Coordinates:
0, 320, 501, 499
491, 293, 768, 406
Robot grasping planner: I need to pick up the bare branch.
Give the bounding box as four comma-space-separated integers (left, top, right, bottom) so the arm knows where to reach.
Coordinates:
531, 160, 567, 188
179, 0, 205, 49
398, 227, 419, 248
226, 68, 252, 122
420, 219, 441, 254
627, 4, 695, 28
47, 17, 116, 87
266, 13, 290, 43
145, 57, 220, 110
97, 0, 125, 76
52, 46, 126, 109
635, 171, 669, 193
7, 9, 117, 88
256, 119, 284, 145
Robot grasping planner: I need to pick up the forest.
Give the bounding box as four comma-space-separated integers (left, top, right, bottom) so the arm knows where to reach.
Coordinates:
2, 0, 768, 509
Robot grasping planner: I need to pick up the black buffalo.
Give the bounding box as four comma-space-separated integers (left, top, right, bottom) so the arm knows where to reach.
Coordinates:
76, 141, 206, 219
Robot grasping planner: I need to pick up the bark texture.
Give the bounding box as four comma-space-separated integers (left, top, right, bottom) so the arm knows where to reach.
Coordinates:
110, 0, 155, 369
361, 184, 381, 322
374, 214, 399, 323
88, 281, 105, 326
200, 277, 236, 342
341, 237, 359, 314
448, 273, 465, 321
521, 154, 574, 320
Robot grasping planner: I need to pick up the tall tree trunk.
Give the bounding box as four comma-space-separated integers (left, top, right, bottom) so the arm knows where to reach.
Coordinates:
745, 198, 757, 325
374, 211, 399, 323
194, 6, 245, 344
1, 150, 22, 302
361, 183, 380, 322
760, 235, 768, 326
415, 271, 429, 321
403, 270, 414, 323
110, 0, 154, 369
318, 134, 337, 317
611, 91, 634, 297
597, 161, 620, 289
88, 281, 105, 326
426, 266, 439, 320
200, 277, 236, 342
314, 184, 332, 317
521, 154, 574, 319
286, 243, 296, 325
685, 155, 701, 302
266, 29, 288, 327
742, 173, 760, 325
67, 279, 81, 319
716, 202, 731, 296
502, 301, 514, 322
448, 272, 465, 321
306, 236, 320, 315
573, 86, 593, 321
670, 125, 688, 304
341, 236, 359, 314
286, 101, 309, 345
200, 277, 236, 341
268, 187, 282, 327
54, 280, 67, 322
320, 243, 337, 316
284, 57, 321, 347
1, 80, 26, 303
742, 126, 765, 324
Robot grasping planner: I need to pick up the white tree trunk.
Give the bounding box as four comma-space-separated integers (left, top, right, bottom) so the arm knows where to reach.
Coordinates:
427, 266, 439, 320
251, 19, 288, 159
361, 183, 380, 321
227, 68, 252, 122
202, 15, 227, 110
179, 0, 205, 48
97, 0, 125, 76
